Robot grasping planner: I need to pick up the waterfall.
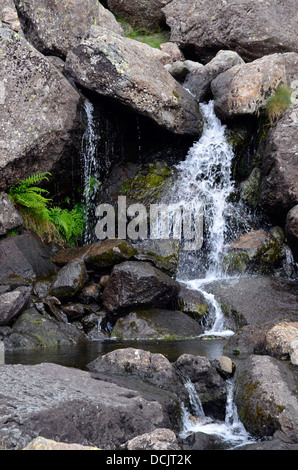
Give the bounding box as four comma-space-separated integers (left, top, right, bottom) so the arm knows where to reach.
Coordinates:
81, 99, 101, 245
180, 377, 253, 449
172, 101, 239, 337
173, 101, 236, 280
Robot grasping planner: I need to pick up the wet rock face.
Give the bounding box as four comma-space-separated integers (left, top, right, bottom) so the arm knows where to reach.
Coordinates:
0, 27, 81, 190
64, 26, 202, 136
162, 0, 298, 63
13, 0, 124, 58
102, 261, 180, 313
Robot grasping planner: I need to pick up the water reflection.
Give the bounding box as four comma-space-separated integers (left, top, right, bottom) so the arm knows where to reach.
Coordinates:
4, 337, 226, 370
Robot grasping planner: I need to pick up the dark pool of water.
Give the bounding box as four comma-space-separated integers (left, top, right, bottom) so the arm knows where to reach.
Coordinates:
4, 337, 227, 370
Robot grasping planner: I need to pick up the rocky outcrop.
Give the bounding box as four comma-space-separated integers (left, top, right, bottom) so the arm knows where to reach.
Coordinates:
0, 362, 171, 449
285, 205, 298, 261
235, 355, 298, 443
102, 261, 180, 313
64, 26, 202, 136
162, 0, 298, 63
211, 53, 298, 119
0, 26, 82, 190
260, 105, 298, 224
124, 428, 180, 451
107, 0, 172, 32
13, 0, 123, 59
23, 436, 100, 450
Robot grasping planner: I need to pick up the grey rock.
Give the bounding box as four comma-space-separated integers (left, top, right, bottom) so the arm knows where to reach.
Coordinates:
0, 232, 58, 282
14, 0, 124, 58
50, 259, 88, 300
125, 428, 180, 450
0, 286, 31, 326
0, 27, 81, 190
235, 355, 298, 442
103, 261, 180, 313
0, 362, 171, 449
133, 239, 180, 276
260, 104, 298, 223
0, 192, 23, 236
286, 205, 298, 262
64, 26, 202, 136
111, 308, 203, 340
162, 0, 298, 63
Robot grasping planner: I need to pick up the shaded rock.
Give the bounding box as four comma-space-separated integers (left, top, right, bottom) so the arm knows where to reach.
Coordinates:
264, 322, 298, 360
0, 286, 31, 326
211, 53, 298, 119
103, 261, 180, 313
222, 229, 285, 275
78, 283, 101, 304
165, 60, 203, 82
124, 428, 180, 450
0, 192, 23, 236
0, 362, 171, 449
14, 0, 123, 59
64, 26, 202, 136
0, 27, 81, 190
183, 50, 244, 102
133, 239, 180, 276
260, 105, 298, 223
176, 286, 208, 319
240, 168, 262, 209
290, 338, 298, 366
182, 431, 226, 451
23, 436, 100, 450
5, 306, 86, 350
162, 0, 298, 63
237, 438, 298, 451
53, 239, 136, 269
285, 205, 298, 262
0, 232, 58, 282
61, 303, 86, 322
235, 355, 298, 442
50, 259, 88, 300
106, 0, 172, 32
111, 309, 203, 340
174, 354, 227, 420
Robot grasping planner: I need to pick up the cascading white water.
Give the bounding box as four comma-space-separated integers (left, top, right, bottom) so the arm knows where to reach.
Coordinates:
81, 100, 101, 244
172, 101, 238, 337
173, 100, 236, 280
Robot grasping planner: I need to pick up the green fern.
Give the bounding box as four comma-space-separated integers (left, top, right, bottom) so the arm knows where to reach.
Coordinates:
8, 172, 85, 246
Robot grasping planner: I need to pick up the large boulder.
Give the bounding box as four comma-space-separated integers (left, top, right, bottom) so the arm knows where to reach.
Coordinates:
106, 0, 172, 32
50, 259, 88, 300
211, 53, 298, 119
235, 355, 298, 443
0, 0, 20, 31
0, 232, 58, 283
285, 205, 298, 261
111, 308, 203, 340
162, 0, 298, 63
13, 0, 124, 58
64, 26, 202, 136
0, 362, 171, 449
0, 26, 81, 190
260, 105, 298, 224
102, 261, 180, 313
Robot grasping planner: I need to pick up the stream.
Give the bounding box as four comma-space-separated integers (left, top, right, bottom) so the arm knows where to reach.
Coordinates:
5, 100, 258, 449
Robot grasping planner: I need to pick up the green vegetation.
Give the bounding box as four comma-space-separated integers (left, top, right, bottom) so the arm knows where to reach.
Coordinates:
8, 172, 85, 246
116, 16, 170, 49
265, 85, 292, 125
